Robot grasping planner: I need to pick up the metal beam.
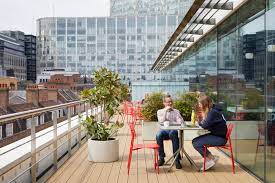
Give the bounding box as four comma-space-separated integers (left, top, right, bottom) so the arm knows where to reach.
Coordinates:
178, 37, 195, 42
193, 18, 216, 25
172, 43, 188, 48
183, 29, 203, 35
166, 52, 178, 56
202, 2, 233, 10
151, 0, 205, 70
171, 48, 183, 52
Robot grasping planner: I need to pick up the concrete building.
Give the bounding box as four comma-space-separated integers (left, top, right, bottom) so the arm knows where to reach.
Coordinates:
25, 35, 36, 82
37, 69, 79, 83
36, 0, 193, 84
0, 33, 26, 80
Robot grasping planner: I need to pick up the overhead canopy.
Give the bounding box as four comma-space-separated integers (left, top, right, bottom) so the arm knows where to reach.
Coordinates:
151, 0, 247, 71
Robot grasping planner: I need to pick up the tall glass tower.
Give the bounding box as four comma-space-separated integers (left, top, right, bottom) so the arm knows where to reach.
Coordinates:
110, 0, 193, 16
37, 0, 193, 83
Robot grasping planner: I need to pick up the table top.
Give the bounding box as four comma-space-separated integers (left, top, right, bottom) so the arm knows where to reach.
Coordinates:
158, 123, 202, 130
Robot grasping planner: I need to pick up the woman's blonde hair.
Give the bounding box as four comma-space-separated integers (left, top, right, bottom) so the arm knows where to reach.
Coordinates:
198, 95, 213, 117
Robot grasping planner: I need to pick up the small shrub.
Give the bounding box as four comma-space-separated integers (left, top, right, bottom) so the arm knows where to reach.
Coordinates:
141, 92, 164, 121
174, 92, 198, 121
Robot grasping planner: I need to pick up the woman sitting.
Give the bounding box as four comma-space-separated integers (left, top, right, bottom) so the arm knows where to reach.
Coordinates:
192, 95, 227, 171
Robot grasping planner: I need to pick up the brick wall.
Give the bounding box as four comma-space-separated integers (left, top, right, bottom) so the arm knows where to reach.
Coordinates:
26, 85, 48, 105
0, 84, 9, 110
48, 88, 58, 102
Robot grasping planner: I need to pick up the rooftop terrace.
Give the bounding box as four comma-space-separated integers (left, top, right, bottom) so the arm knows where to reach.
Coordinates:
47, 123, 260, 183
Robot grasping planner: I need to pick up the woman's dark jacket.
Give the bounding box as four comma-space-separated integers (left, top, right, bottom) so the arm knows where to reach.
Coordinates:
199, 104, 227, 139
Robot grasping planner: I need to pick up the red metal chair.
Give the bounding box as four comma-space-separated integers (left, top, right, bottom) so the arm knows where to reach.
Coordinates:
124, 102, 136, 124
127, 106, 137, 125
127, 123, 160, 174
135, 102, 144, 122
203, 123, 235, 173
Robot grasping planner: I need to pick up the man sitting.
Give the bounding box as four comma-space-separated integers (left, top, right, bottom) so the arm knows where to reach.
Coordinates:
156, 94, 184, 169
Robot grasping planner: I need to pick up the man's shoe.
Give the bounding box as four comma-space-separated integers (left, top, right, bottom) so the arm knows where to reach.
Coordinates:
175, 160, 182, 169
158, 158, 165, 166
201, 159, 215, 171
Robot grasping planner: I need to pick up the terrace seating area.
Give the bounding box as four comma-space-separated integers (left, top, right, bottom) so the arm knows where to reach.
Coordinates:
47, 123, 260, 183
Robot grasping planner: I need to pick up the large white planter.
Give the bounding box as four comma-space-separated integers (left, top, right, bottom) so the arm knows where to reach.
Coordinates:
88, 138, 119, 162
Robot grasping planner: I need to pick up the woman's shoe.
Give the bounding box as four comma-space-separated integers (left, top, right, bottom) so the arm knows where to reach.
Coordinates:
201, 159, 215, 171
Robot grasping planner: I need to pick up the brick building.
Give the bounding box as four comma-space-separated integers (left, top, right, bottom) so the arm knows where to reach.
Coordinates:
0, 83, 79, 147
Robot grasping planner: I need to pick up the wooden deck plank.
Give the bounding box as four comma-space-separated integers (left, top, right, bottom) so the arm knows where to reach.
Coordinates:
47, 124, 261, 183
144, 147, 159, 183
47, 143, 88, 183
100, 123, 129, 183
113, 124, 130, 183
136, 126, 149, 183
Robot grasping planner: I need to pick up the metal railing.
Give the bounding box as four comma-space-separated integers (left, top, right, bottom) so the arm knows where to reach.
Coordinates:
0, 100, 102, 183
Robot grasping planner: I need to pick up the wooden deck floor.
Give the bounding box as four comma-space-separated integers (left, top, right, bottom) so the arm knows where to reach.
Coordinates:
47, 124, 261, 183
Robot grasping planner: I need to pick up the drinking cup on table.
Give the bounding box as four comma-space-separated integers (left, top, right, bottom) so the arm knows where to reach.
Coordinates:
164, 121, 170, 128
181, 122, 186, 127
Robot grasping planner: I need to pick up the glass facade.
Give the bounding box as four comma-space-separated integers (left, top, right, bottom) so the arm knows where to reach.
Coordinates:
37, 16, 182, 82
0, 33, 27, 80
110, 0, 193, 17
161, 0, 275, 182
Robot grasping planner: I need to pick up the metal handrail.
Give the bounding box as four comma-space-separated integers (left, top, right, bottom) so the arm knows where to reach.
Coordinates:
0, 100, 84, 124
0, 100, 99, 183
0, 115, 78, 156
8, 128, 86, 183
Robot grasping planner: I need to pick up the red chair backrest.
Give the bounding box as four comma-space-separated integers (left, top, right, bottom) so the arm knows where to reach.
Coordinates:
226, 123, 234, 140
129, 106, 135, 115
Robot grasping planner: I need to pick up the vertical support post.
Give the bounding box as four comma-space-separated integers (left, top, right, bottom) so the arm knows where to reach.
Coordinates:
78, 104, 82, 146
67, 106, 72, 157
85, 102, 89, 118
53, 110, 58, 171
85, 102, 89, 141
31, 115, 37, 183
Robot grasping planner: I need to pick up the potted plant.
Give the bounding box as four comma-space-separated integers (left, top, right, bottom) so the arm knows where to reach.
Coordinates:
81, 68, 125, 162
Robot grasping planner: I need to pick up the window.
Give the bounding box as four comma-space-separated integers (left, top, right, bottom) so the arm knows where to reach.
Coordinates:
39, 114, 44, 125
26, 119, 31, 129
6, 123, 13, 137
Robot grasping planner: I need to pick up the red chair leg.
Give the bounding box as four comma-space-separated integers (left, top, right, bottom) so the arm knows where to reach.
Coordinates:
156, 149, 159, 174
154, 149, 157, 170
229, 145, 235, 174
127, 148, 133, 175
203, 146, 207, 172
254, 133, 260, 165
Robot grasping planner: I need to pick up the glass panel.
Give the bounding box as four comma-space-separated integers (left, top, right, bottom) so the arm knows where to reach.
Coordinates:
266, 2, 275, 182
57, 18, 66, 35
107, 18, 116, 34
269, 0, 275, 9
87, 18, 96, 35
77, 18, 86, 35
97, 18, 106, 35
67, 18, 76, 35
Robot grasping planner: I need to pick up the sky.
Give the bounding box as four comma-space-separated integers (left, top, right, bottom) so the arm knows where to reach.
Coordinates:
0, 0, 110, 35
